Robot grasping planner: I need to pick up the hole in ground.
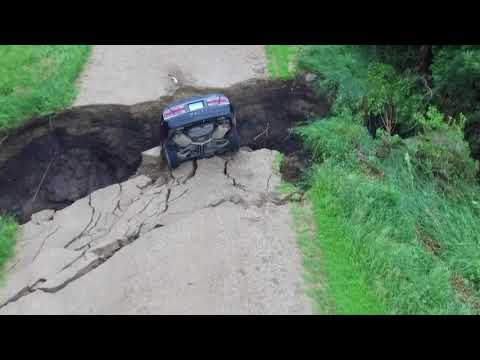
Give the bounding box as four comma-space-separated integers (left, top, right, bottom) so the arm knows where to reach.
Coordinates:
0, 76, 329, 224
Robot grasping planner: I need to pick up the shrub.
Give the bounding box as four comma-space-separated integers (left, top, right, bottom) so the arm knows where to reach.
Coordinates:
407, 128, 478, 187
295, 111, 372, 164
431, 45, 480, 116
298, 45, 371, 114
366, 62, 423, 135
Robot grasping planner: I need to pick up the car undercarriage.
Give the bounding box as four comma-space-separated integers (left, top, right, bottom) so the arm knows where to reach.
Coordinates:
162, 94, 240, 169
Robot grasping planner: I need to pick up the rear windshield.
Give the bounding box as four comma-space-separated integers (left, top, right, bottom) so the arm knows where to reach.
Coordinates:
188, 101, 204, 112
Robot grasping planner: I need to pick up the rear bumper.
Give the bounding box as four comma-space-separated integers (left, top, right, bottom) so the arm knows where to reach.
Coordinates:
174, 137, 231, 161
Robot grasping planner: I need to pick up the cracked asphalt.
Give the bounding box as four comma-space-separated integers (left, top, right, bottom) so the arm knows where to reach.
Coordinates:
0, 150, 312, 314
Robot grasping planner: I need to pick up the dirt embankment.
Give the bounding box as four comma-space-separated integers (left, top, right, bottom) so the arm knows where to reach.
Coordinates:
0, 77, 329, 223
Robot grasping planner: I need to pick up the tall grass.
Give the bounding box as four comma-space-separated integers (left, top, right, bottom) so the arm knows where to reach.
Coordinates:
0, 45, 91, 129
297, 115, 480, 314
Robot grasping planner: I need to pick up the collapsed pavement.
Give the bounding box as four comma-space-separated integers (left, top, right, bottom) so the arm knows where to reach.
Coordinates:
0, 149, 311, 315
0, 76, 328, 223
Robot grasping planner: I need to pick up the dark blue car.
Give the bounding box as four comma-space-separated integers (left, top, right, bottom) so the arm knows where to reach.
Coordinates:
161, 94, 240, 169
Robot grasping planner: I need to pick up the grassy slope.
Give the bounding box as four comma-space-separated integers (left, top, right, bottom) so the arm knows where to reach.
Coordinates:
266, 45, 480, 314
0, 45, 91, 129
298, 117, 480, 314
295, 118, 388, 314
0, 45, 92, 277
266, 46, 383, 313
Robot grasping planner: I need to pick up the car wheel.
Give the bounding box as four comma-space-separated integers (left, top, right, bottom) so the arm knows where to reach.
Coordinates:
163, 144, 179, 169
227, 127, 240, 152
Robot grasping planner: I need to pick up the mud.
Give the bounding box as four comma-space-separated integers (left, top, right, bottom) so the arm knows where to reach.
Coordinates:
0, 77, 329, 223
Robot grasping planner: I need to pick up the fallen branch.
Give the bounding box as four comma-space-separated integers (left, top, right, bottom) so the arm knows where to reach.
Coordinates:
31, 156, 56, 205
254, 121, 270, 141
0, 135, 8, 146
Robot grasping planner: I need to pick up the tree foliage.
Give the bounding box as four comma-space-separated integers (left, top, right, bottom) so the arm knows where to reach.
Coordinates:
431, 45, 480, 116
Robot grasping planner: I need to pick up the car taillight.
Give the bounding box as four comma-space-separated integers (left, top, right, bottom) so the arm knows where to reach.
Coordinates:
207, 96, 230, 106
163, 105, 186, 120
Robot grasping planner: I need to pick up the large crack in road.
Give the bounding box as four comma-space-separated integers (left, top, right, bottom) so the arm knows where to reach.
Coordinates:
0, 149, 311, 314
0, 76, 328, 224
0, 46, 326, 314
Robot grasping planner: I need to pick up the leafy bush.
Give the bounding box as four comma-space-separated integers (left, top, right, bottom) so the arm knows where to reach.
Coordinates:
407, 129, 479, 187
294, 110, 372, 164
431, 45, 480, 116
413, 105, 447, 132
298, 46, 425, 136
298, 45, 372, 114
371, 45, 423, 73
366, 62, 423, 135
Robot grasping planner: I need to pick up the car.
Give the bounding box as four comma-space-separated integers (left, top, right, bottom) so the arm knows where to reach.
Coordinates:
161, 94, 240, 169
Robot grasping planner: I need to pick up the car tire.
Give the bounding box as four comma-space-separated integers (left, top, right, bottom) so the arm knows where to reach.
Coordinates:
227, 127, 240, 153
163, 143, 179, 170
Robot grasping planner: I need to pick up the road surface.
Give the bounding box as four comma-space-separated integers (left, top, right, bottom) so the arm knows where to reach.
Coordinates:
0, 45, 312, 315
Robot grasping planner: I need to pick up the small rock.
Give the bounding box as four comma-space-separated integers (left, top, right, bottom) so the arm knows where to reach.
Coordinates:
305, 73, 318, 82
31, 209, 55, 224
133, 175, 154, 189
140, 146, 164, 168
229, 194, 244, 205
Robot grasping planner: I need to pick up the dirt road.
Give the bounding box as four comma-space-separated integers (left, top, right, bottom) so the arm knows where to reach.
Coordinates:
0, 45, 312, 314
75, 45, 267, 105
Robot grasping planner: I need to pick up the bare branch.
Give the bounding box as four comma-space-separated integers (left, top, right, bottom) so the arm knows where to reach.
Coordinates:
0, 135, 8, 146
254, 121, 270, 142
31, 157, 56, 205
421, 76, 433, 100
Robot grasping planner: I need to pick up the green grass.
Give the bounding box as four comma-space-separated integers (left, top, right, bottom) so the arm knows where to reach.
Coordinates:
277, 176, 333, 314
290, 200, 337, 314
0, 217, 17, 278
0, 45, 92, 130
296, 116, 480, 314
307, 177, 387, 314
278, 169, 380, 314
265, 45, 300, 79
0, 46, 91, 276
